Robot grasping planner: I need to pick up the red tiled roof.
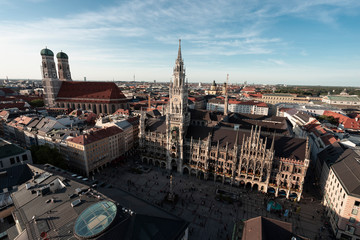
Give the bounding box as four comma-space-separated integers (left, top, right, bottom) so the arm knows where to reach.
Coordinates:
241, 87, 256, 92
188, 96, 204, 101
127, 116, 139, 126
0, 102, 28, 110
67, 126, 123, 145
56, 81, 126, 102
0, 110, 9, 117
0, 88, 15, 94
114, 108, 130, 115
323, 110, 349, 124
227, 100, 268, 107
279, 108, 293, 113
343, 118, 360, 130
323, 110, 360, 130
321, 135, 337, 145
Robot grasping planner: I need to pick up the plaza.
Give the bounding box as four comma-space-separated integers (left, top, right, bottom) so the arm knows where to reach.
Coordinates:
95, 158, 334, 240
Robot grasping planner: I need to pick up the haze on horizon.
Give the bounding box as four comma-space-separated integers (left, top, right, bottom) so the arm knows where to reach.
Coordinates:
0, 0, 359, 86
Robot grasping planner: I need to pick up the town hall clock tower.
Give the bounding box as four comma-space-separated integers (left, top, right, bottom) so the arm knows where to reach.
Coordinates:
166, 40, 191, 172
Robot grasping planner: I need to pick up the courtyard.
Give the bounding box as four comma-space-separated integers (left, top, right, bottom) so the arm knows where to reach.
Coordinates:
95, 160, 334, 240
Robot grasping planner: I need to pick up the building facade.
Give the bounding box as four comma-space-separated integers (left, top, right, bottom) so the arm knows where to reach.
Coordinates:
207, 99, 269, 116
322, 148, 360, 240
139, 41, 310, 201
66, 126, 124, 176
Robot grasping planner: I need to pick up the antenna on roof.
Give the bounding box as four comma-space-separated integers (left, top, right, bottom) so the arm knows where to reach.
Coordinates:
133, 74, 135, 82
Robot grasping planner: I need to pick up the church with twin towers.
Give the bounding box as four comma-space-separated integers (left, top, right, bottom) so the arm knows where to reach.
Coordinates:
40, 48, 128, 114
139, 40, 310, 201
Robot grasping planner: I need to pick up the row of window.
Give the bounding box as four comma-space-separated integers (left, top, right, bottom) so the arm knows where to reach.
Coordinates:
9, 154, 29, 165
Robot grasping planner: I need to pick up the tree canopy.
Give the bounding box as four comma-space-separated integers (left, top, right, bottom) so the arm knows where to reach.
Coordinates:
29, 99, 44, 108
30, 145, 68, 169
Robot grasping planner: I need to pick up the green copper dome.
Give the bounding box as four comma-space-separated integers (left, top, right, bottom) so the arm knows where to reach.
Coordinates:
56, 51, 68, 59
40, 48, 54, 57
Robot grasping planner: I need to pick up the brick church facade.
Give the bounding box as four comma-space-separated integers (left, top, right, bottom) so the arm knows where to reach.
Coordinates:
40, 48, 128, 114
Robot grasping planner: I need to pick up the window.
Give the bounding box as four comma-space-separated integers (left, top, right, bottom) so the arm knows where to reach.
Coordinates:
346, 225, 355, 234
16, 156, 20, 163
352, 208, 358, 215
0, 161, 3, 168
10, 158, 15, 165
355, 201, 360, 207
349, 217, 356, 223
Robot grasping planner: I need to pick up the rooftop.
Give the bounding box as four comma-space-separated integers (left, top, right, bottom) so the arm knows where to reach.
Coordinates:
68, 126, 123, 145
325, 95, 360, 102
10, 164, 189, 240
56, 81, 127, 103
332, 148, 360, 198
0, 139, 26, 159
241, 216, 306, 240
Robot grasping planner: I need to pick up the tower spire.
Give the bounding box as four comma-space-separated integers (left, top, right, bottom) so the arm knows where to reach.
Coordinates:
270, 131, 276, 151
224, 74, 229, 115
177, 39, 182, 61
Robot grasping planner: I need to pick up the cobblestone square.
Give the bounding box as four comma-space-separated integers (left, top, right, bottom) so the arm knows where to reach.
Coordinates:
96, 162, 334, 239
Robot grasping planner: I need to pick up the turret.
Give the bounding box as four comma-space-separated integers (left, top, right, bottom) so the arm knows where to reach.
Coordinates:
41, 48, 57, 79
56, 51, 72, 81
41, 47, 62, 107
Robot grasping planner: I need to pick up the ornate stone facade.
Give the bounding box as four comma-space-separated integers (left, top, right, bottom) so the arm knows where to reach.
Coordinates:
139, 41, 310, 201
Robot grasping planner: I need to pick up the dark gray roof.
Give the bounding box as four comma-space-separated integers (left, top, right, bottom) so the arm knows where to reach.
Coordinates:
189, 109, 223, 122
99, 187, 189, 240
242, 216, 307, 240
0, 164, 33, 191
0, 140, 25, 159
146, 117, 167, 133
11, 165, 188, 240
317, 142, 345, 168
332, 148, 360, 197
186, 126, 212, 141
186, 126, 307, 160
146, 109, 162, 118
225, 113, 290, 135
295, 111, 312, 123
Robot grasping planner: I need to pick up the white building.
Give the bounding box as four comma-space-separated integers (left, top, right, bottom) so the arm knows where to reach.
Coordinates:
322, 148, 360, 239
322, 95, 360, 107
207, 99, 269, 116
0, 138, 32, 170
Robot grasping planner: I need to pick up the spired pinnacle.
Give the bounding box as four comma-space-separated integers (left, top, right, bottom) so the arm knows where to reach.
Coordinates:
177, 39, 182, 60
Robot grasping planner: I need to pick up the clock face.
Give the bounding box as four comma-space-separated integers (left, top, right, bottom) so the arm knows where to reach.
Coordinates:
173, 97, 178, 102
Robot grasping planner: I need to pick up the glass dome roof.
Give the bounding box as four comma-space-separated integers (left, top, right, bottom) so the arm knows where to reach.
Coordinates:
74, 201, 117, 238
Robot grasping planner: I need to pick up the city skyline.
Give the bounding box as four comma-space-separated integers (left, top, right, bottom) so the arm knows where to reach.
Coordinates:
0, 0, 360, 86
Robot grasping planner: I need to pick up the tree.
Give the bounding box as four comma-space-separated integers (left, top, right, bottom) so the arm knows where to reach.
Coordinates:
31, 145, 68, 169
317, 115, 338, 125
30, 99, 44, 108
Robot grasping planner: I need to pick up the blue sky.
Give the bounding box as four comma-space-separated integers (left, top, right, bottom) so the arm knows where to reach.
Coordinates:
0, 0, 359, 86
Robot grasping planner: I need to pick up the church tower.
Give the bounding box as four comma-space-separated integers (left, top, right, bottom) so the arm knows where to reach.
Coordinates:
41, 48, 62, 107
166, 40, 191, 172
56, 51, 72, 81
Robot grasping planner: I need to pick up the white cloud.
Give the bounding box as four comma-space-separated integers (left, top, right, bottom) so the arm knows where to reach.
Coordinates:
300, 50, 308, 56
268, 59, 287, 66
0, 0, 360, 83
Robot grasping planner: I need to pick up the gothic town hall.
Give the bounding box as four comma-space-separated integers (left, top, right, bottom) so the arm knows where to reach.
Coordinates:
139, 40, 310, 201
